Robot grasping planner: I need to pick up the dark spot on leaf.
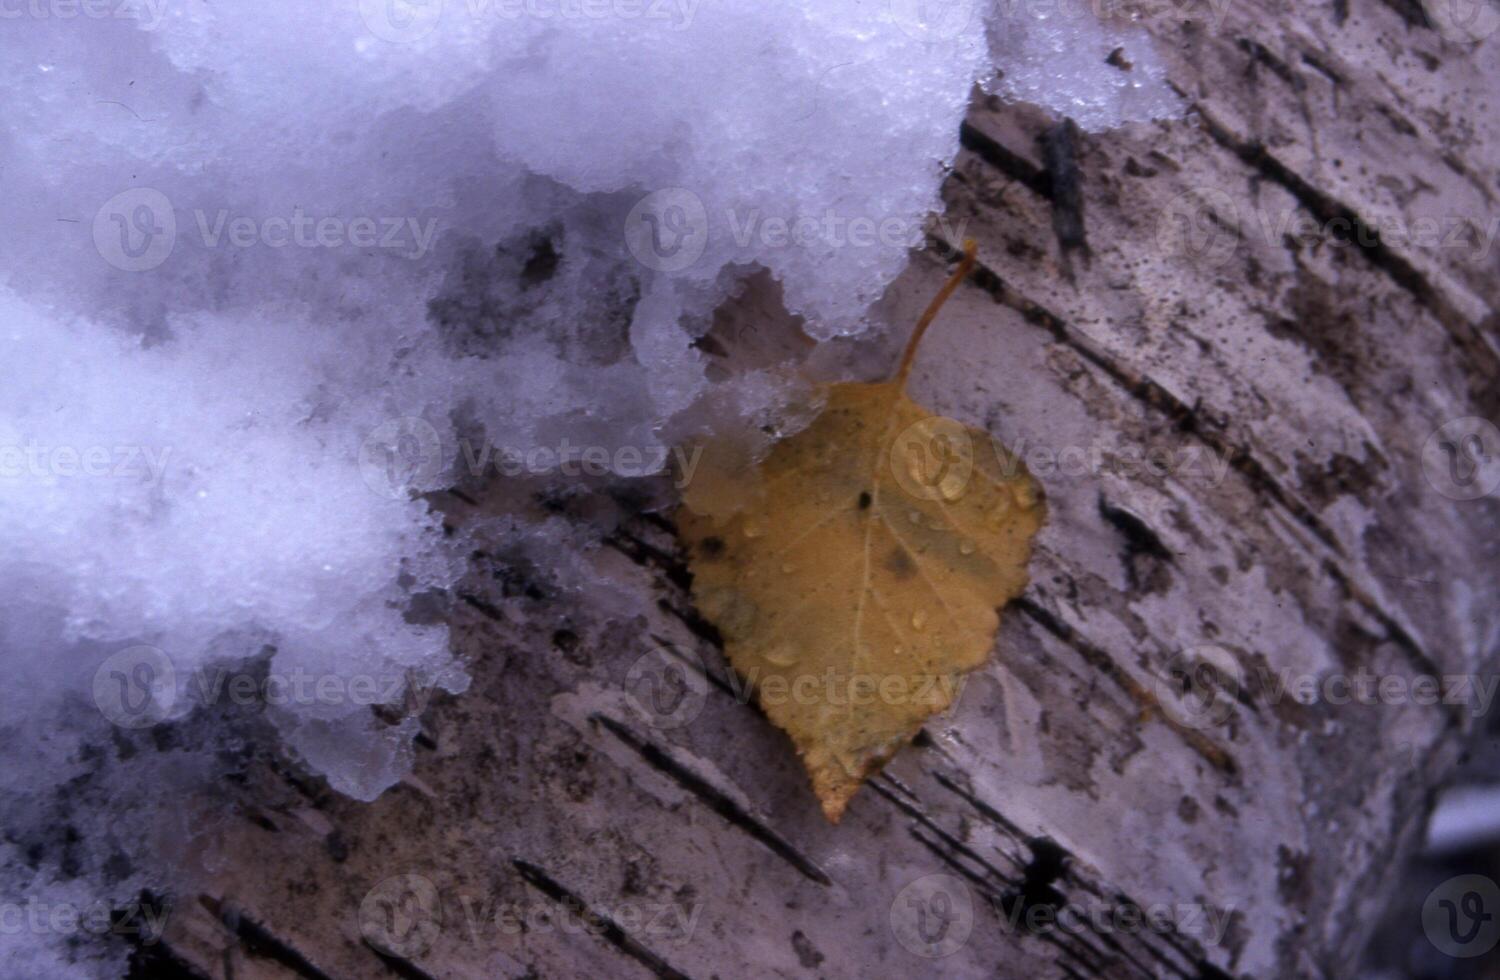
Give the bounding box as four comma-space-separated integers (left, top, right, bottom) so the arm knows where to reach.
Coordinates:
857, 491, 872, 510
884, 546, 916, 579
700, 536, 724, 559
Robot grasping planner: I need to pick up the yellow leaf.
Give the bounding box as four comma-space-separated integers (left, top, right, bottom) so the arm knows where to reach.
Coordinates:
677, 241, 1045, 822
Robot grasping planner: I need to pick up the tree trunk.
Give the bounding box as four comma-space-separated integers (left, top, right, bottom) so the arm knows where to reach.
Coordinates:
139, 2, 1500, 977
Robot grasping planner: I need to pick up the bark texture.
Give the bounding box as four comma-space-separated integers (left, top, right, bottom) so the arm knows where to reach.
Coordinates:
138, 2, 1500, 977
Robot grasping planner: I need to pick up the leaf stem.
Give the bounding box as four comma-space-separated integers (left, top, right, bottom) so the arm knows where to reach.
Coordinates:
895, 238, 979, 388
